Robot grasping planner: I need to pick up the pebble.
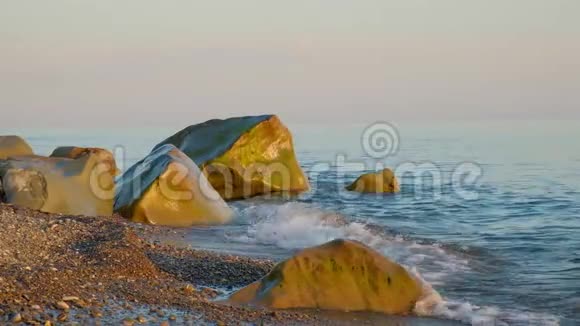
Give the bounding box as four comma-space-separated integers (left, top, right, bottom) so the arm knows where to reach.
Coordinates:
31, 304, 42, 311
11, 313, 22, 323
160, 322, 170, 326
169, 314, 177, 321
136, 315, 147, 323
183, 284, 196, 294
90, 309, 103, 318
62, 296, 80, 302
56, 301, 70, 310
57, 312, 68, 322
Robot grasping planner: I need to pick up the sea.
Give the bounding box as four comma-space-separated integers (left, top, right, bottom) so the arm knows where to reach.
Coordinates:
5, 119, 580, 325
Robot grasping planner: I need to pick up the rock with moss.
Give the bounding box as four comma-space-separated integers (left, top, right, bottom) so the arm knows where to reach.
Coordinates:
153, 115, 309, 200
0, 135, 33, 159
229, 239, 422, 315
346, 168, 400, 193
0, 154, 114, 215
114, 144, 233, 227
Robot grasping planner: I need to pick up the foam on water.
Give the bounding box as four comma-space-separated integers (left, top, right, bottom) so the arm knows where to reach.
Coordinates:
227, 202, 561, 326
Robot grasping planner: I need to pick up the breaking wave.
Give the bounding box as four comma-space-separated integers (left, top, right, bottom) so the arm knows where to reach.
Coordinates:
225, 202, 560, 326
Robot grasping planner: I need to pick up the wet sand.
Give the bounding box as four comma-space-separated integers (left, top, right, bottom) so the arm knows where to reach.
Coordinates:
0, 204, 459, 325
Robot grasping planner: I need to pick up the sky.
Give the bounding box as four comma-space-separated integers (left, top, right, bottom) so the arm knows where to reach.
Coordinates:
1, 0, 579, 128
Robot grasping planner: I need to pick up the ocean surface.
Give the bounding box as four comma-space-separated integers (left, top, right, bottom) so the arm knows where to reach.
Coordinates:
5, 120, 580, 325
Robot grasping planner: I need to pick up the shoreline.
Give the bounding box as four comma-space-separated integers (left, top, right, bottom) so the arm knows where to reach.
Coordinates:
0, 204, 459, 325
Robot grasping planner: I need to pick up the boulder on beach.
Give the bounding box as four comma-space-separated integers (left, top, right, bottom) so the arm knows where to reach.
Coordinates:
346, 168, 400, 193
229, 239, 422, 315
114, 144, 233, 227
50, 146, 119, 176
0, 154, 114, 216
0, 135, 33, 159
0, 168, 48, 210
152, 115, 309, 200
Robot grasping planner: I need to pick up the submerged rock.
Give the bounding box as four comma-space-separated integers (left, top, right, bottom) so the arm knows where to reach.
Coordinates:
153, 115, 309, 200
50, 146, 119, 176
114, 144, 233, 226
229, 239, 422, 315
0, 135, 33, 159
346, 168, 400, 193
0, 154, 114, 216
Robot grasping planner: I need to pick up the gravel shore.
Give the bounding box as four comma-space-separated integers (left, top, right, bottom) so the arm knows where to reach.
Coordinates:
0, 203, 321, 325
0, 204, 459, 326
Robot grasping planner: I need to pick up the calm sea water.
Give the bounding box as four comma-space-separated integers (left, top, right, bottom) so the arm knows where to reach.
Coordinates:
5, 120, 580, 325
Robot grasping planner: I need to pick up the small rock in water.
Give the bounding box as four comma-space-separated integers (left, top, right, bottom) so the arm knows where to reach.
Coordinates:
31, 304, 42, 311
160, 321, 170, 326
169, 314, 177, 321
56, 301, 70, 310
136, 315, 147, 323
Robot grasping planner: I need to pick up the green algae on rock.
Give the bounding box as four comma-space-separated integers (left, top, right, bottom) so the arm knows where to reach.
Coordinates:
229, 239, 422, 315
346, 168, 400, 193
153, 115, 309, 200
0, 135, 33, 159
114, 144, 233, 227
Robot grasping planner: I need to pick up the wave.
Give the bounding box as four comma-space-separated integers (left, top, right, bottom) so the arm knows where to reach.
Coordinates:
227, 202, 561, 326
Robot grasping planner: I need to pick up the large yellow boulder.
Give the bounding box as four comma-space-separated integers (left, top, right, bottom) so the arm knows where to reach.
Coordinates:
0, 135, 33, 159
0, 154, 114, 216
114, 144, 233, 227
229, 239, 422, 315
346, 168, 400, 193
153, 115, 309, 200
50, 146, 119, 176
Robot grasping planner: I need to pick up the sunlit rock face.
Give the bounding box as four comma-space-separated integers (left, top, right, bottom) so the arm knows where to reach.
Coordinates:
153, 115, 309, 200
114, 144, 233, 227
346, 168, 400, 193
0, 154, 114, 216
229, 239, 422, 315
50, 146, 119, 176
0, 136, 33, 159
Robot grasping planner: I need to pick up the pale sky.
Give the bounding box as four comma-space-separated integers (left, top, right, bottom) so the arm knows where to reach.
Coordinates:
1, 0, 579, 127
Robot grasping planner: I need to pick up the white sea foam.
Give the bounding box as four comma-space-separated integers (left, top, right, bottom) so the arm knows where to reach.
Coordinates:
227, 202, 561, 326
